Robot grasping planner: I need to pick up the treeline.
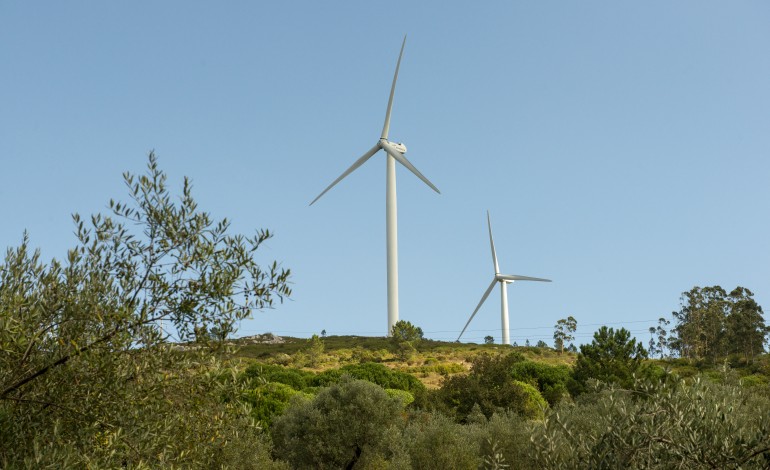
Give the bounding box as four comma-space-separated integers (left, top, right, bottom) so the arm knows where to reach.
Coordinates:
660, 286, 767, 363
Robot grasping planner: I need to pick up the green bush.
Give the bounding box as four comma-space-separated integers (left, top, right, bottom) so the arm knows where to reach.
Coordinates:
271, 378, 403, 469
409, 362, 466, 376
310, 362, 426, 395
386, 388, 415, 406
530, 377, 770, 469
241, 382, 311, 429
402, 412, 482, 469
509, 361, 571, 405
432, 352, 548, 421
511, 380, 548, 420
740, 374, 769, 387
241, 362, 314, 390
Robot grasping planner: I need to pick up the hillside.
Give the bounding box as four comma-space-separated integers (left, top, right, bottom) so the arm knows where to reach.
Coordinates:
232, 333, 575, 388
229, 332, 770, 389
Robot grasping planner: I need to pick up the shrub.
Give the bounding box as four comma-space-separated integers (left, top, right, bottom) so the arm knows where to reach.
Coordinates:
241, 382, 311, 429
511, 380, 548, 420
241, 363, 313, 390
740, 374, 769, 387
432, 352, 547, 421
386, 388, 415, 406
530, 377, 770, 469
509, 361, 571, 406
310, 362, 426, 395
402, 412, 482, 469
271, 378, 403, 469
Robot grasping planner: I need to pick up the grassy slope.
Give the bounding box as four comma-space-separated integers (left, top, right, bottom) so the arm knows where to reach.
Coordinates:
230, 334, 770, 389
232, 335, 576, 389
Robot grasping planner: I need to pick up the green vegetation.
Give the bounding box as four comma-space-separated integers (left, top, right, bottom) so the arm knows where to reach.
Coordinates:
0, 155, 291, 468
271, 378, 404, 469
553, 315, 577, 354
671, 286, 767, 363
531, 377, 770, 469
3, 157, 770, 468
390, 319, 424, 361
570, 326, 650, 395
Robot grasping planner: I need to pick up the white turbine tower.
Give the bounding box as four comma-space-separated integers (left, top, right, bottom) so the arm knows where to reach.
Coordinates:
457, 211, 551, 345
310, 36, 440, 336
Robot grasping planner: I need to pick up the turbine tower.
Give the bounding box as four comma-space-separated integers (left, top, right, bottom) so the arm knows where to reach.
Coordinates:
310, 36, 440, 336
457, 211, 551, 345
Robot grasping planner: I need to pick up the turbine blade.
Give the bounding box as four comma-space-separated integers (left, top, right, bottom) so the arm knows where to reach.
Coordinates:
457, 278, 498, 342
380, 141, 440, 194
496, 274, 552, 282
380, 35, 407, 140
309, 144, 381, 205
487, 211, 500, 273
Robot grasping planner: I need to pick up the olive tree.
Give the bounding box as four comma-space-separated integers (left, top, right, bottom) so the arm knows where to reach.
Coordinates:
0, 153, 291, 467
531, 377, 770, 469
271, 377, 404, 469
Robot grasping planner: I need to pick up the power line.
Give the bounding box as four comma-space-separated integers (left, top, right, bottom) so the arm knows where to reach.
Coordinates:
233, 319, 661, 341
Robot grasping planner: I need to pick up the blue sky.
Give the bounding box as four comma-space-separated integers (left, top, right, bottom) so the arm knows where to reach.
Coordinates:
2, 2, 768, 346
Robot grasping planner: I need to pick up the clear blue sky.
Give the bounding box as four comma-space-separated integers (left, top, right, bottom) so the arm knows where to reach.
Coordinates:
2, 2, 768, 346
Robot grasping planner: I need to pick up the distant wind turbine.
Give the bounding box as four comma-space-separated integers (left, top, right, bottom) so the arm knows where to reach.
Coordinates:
310, 36, 440, 336
457, 211, 551, 345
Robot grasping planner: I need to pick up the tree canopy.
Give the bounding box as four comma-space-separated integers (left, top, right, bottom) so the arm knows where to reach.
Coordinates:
0, 154, 291, 467
570, 326, 648, 395
671, 286, 767, 362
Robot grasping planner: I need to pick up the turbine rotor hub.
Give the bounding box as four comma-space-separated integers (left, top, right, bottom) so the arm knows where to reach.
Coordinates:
380, 138, 407, 154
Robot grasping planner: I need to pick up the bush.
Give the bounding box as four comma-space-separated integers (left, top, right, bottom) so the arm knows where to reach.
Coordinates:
386, 388, 415, 406
511, 380, 548, 420
241, 382, 311, 429
509, 361, 571, 406
310, 362, 426, 395
402, 412, 482, 469
530, 376, 770, 469
241, 363, 314, 390
432, 352, 548, 421
271, 378, 404, 469
740, 374, 769, 387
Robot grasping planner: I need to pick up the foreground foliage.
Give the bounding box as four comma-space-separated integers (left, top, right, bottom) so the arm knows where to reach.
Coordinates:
264, 371, 770, 469
0, 155, 290, 468
532, 377, 770, 469
271, 378, 404, 469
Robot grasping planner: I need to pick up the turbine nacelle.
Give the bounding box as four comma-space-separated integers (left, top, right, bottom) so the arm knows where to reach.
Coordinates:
380, 139, 407, 154
309, 37, 439, 208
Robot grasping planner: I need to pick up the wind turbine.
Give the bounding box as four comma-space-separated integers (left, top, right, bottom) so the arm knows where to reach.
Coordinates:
309, 36, 440, 336
457, 211, 551, 345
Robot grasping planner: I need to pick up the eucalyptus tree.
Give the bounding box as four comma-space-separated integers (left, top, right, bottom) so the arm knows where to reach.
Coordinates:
553, 316, 577, 354
671, 286, 766, 362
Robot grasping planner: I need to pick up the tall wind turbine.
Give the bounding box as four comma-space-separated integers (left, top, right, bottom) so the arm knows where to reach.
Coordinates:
309, 36, 440, 336
457, 211, 551, 345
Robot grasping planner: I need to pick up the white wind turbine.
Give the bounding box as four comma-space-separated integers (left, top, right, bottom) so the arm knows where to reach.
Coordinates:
457, 211, 551, 345
309, 36, 440, 336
